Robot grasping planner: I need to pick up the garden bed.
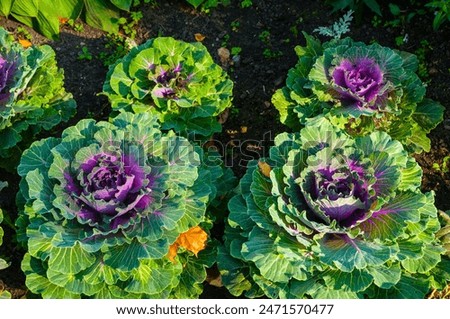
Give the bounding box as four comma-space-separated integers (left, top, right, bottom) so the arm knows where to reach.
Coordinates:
0, 0, 449, 298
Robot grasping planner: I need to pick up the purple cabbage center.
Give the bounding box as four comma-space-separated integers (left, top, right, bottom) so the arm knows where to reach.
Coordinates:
66, 152, 152, 230
332, 57, 384, 108
151, 63, 191, 99
303, 161, 373, 227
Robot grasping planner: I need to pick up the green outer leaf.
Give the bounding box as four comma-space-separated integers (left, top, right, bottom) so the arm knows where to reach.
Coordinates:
104, 238, 168, 271
22, 253, 80, 298
48, 243, 96, 274
401, 245, 443, 274
227, 195, 257, 232
412, 98, 444, 132
242, 227, 306, 283
315, 234, 393, 272
368, 274, 431, 298
323, 269, 373, 292
357, 192, 424, 240
17, 137, 60, 177
217, 244, 254, 297
367, 264, 401, 289
125, 260, 178, 295
0, 207, 8, 270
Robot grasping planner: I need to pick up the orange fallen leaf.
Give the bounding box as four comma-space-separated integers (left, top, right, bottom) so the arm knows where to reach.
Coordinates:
18, 39, 32, 48
194, 33, 205, 42
59, 17, 69, 24
178, 226, 208, 255
167, 242, 179, 262
258, 161, 271, 178
167, 226, 208, 263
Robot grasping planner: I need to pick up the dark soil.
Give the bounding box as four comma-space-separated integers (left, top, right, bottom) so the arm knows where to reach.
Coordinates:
0, 0, 449, 298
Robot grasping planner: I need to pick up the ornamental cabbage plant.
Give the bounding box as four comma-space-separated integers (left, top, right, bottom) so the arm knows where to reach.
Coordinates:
0, 27, 76, 168
16, 112, 234, 298
272, 33, 443, 153
218, 117, 449, 298
103, 37, 233, 138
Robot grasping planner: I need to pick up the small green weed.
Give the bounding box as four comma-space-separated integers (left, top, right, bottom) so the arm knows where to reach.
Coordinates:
231, 21, 240, 32
231, 46, 242, 56
67, 19, 84, 33
78, 46, 93, 61
241, 0, 253, 8
98, 33, 131, 67
433, 156, 450, 174
258, 30, 271, 45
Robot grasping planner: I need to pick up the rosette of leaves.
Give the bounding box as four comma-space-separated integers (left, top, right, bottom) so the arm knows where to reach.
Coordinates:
272, 32, 443, 153
16, 111, 234, 298
0, 27, 76, 169
218, 116, 449, 299
103, 37, 233, 138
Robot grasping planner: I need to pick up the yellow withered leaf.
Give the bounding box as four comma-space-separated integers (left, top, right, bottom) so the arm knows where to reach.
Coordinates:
167, 226, 208, 262
194, 33, 205, 42
258, 161, 271, 177
19, 39, 32, 48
